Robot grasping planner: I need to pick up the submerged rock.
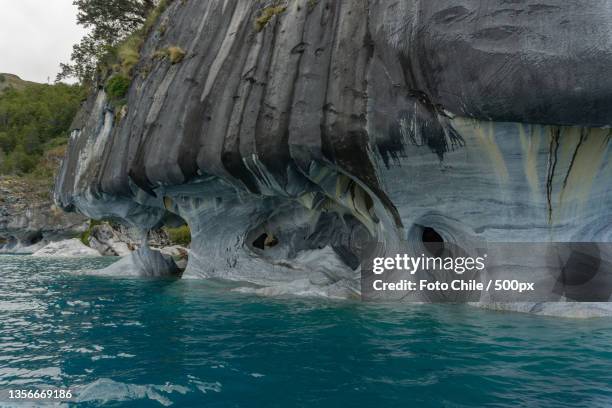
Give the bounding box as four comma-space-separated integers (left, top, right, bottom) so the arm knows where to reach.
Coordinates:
32, 239, 102, 258
93, 245, 181, 278
157, 245, 188, 270
476, 302, 612, 319
0, 236, 47, 254
53, 1, 611, 315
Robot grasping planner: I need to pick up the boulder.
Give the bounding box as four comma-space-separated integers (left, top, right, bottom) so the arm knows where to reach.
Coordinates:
158, 245, 189, 270
32, 239, 101, 258
88, 223, 133, 256
93, 245, 181, 277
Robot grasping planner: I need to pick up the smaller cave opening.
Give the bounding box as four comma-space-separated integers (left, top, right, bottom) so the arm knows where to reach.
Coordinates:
421, 226, 444, 256
26, 231, 44, 245
252, 232, 279, 250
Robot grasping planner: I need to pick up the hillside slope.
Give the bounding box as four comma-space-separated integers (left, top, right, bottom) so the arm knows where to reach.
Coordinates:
0, 74, 88, 251
0, 73, 36, 94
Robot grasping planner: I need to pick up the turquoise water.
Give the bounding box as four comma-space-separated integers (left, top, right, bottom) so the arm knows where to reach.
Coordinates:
1, 255, 611, 407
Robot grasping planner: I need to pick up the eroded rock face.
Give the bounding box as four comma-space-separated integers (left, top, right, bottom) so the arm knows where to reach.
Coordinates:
88, 224, 133, 256
91, 244, 181, 278
32, 239, 101, 258
1, 177, 88, 253
54, 1, 611, 306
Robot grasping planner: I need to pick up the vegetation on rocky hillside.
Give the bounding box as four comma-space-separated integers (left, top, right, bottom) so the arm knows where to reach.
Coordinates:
163, 225, 191, 246
0, 73, 36, 95
58, 0, 172, 85
0, 82, 85, 176
0, 0, 174, 192
1, 1, 193, 251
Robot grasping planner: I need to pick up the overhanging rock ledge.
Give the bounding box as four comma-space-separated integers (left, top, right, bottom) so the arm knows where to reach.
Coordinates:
54, 0, 611, 313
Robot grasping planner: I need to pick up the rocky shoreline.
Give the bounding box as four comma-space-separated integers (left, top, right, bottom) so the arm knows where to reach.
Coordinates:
1, 175, 188, 276
0, 176, 88, 254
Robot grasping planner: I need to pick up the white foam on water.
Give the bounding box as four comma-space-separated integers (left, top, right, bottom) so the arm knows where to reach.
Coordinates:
76, 378, 190, 406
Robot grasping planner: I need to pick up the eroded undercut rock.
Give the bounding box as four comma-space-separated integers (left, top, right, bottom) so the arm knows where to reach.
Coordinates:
54, 1, 611, 314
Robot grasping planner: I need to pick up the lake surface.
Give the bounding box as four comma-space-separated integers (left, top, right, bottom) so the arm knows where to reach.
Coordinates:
1, 255, 611, 407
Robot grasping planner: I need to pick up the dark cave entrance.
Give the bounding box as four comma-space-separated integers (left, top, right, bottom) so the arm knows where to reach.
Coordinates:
422, 226, 444, 256
252, 233, 279, 250
26, 231, 44, 245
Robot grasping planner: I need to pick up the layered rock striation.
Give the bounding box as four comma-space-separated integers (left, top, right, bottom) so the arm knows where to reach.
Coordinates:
55, 1, 611, 306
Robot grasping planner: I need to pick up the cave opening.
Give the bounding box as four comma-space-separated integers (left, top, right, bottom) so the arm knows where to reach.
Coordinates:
252, 233, 279, 250
422, 226, 444, 255
27, 231, 44, 245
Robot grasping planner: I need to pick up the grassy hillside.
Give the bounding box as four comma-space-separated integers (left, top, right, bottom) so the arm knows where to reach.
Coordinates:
0, 73, 36, 94
0, 76, 85, 177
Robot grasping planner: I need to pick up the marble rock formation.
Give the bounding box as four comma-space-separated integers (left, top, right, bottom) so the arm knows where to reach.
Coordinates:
32, 239, 102, 258
54, 1, 611, 313
92, 244, 182, 278
88, 223, 133, 256
1, 177, 88, 253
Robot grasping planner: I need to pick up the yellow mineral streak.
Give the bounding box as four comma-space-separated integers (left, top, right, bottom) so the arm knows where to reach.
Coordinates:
454, 118, 510, 183
452, 117, 608, 224
163, 196, 174, 210
518, 123, 542, 198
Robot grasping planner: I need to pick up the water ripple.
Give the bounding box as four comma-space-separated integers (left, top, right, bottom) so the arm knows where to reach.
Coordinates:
0, 255, 611, 407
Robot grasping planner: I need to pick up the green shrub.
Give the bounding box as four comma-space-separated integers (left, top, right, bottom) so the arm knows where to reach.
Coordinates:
106, 74, 131, 100
80, 219, 103, 246
0, 74, 5, 83
3, 148, 37, 174
143, 0, 172, 34
0, 131, 15, 153
117, 33, 143, 76
168, 46, 186, 64
153, 46, 186, 64
42, 137, 68, 151
164, 225, 191, 246
255, 5, 286, 32
95, 0, 174, 83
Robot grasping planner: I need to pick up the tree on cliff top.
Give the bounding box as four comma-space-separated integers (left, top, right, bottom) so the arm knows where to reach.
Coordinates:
75, 0, 156, 40
57, 0, 158, 84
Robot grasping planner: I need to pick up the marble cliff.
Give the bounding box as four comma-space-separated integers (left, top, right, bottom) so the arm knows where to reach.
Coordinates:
54, 1, 611, 307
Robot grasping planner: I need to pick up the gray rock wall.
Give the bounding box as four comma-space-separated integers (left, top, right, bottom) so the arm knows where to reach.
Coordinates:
1, 177, 87, 253
54, 0, 611, 307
